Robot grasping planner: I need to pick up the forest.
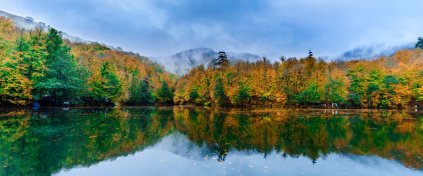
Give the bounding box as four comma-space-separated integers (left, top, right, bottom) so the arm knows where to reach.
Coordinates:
0, 17, 175, 106
1, 16, 423, 108
175, 49, 423, 108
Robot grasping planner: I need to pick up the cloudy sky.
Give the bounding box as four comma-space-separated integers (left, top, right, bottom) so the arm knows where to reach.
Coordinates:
2, 0, 423, 59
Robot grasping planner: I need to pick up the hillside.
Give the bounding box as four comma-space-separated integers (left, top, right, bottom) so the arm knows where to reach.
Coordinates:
0, 16, 175, 106
1, 10, 423, 108
174, 50, 423, 108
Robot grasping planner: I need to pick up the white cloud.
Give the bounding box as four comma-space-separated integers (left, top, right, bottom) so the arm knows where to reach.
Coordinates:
2, 0, 423, 59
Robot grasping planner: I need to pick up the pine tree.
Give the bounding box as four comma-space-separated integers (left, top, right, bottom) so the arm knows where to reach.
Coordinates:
415, 37, 423, 49
214, 51, 229, 69
34, 28, 82, 105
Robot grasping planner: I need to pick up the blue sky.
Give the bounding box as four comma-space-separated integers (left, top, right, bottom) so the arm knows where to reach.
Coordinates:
2, 0, 423, 59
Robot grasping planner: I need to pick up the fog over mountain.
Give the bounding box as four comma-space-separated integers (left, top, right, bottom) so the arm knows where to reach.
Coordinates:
337, 44, 414, 61
0, 10, 89, 44
0, 9, 416, 75
152, 48, 261, 75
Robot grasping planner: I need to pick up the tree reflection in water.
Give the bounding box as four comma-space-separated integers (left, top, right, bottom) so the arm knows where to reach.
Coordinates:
0, 107, 422, 176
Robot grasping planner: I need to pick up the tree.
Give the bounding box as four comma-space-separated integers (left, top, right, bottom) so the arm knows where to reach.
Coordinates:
308, 49, 314, 58
347, 68, 366, 106
234, 83, 251, 106
213, 75, 226, 105
365, 70, 383, 107
214, 51, 230, 69
295, 83, 321, 105
0, 55, 32, 105
33, 28, 82, 105
139, 79, 154, 104
26, 29, 48, 83
189, 87, 200, 104
415, 37, 423, 49
156, 81, 173, 104
323, 78, 345, 104
90, 62, 123, 105
128, 70, 154, 105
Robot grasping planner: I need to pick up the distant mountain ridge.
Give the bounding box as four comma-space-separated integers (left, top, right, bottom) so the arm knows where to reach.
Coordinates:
0, 10, 90, 44
337, 44, 414, 61
153, 47, 262, 75
0, 9, 414, 75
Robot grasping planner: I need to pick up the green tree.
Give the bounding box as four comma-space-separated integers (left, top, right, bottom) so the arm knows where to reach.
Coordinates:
366, 70, 383, 107
189, 87, 201, 104
379, 75, 401, 108
295, 83, 321, 105
415, 71, 423, 102
234, 83, 252, 106
0, 34, 40, 105
416, 37, 423, 49
128, 70, 154, 105
138, 79, 154, 104
323, 78, 345, 104
90, 62, 123, 104
156, 81, 173, 104
347, 68, 365, 106
213, 75, 226, 105
25, 29, 47, 83
33, 28, 82, 105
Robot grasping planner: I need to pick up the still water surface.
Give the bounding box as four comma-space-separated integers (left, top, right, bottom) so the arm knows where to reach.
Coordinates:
0, 107, 422, 176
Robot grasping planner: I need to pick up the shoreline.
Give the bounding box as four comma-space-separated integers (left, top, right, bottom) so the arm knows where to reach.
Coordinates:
0, 105, 421, 113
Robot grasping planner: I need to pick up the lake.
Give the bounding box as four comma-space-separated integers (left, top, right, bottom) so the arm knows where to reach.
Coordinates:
0, 107, 422, 176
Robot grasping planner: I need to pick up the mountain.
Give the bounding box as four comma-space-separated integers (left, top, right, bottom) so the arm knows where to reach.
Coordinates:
336, 44, 414, 61
153, 47, 261, 75
0, 10, 89, 43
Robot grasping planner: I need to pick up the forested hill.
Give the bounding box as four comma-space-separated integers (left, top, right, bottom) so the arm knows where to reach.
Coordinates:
1, 14, 423, 108
0, 17, 176, 106
174, 50, 423, 108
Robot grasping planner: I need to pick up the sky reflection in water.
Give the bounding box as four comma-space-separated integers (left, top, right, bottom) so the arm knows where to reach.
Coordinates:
58, 132, 422, 176
0, 107, 422, 176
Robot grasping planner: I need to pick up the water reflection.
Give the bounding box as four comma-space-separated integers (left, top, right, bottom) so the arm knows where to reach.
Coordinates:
0, 107, 422, 176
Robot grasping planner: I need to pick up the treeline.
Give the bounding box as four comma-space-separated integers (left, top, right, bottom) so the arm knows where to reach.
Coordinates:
175, 49, 423, 108
2, 15, 423, 108
0, 17, 175, 106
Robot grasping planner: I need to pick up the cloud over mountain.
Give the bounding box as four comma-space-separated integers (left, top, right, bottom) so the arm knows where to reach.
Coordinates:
153, 48, 261, 75
2, 0, 423, 60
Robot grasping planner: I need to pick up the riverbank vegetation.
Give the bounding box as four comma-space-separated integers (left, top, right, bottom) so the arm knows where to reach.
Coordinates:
1, 16, 423, 108
175, 48, 423, 109
0, 17, 175, 106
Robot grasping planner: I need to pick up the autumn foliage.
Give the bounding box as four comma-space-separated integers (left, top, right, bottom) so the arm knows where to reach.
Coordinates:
175, 50, 423, 108
1, 16, 423, 108
0, 17, 175, 106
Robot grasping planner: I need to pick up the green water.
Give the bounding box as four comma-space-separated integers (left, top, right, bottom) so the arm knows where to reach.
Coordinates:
0, 107, 422, 176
